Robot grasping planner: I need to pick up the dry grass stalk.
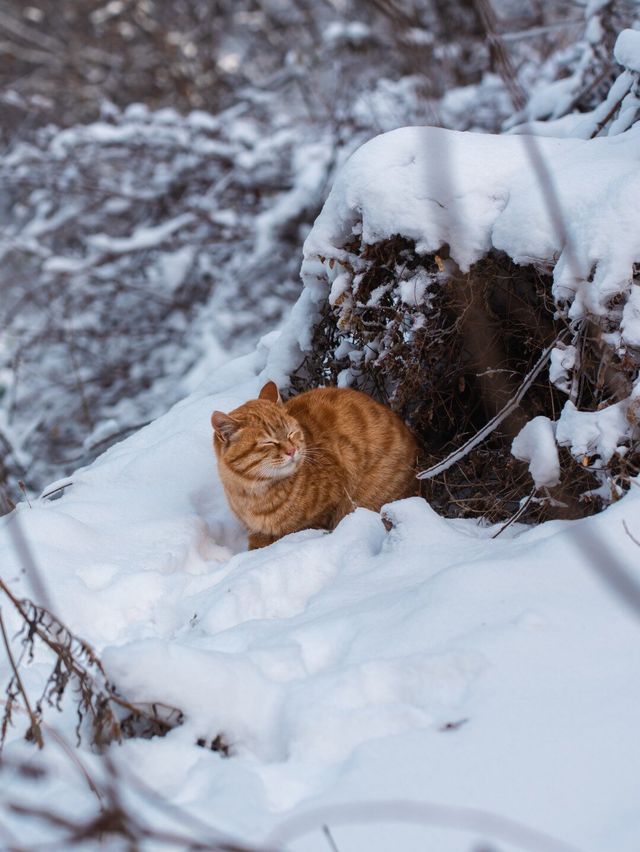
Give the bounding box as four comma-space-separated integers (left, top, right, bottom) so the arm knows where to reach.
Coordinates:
0, 578, 183, 751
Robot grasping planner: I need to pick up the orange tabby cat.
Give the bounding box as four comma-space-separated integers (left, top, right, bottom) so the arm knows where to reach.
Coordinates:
211, 382, 417, 549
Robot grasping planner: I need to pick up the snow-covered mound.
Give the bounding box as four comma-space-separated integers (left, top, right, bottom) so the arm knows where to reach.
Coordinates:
275, 119, 640, 374
299, 115, 640, 315
1, 334, 640, 851
265, 114, 640, 515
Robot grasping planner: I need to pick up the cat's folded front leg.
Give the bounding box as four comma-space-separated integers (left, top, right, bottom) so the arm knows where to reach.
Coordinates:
247, 531, 278, 550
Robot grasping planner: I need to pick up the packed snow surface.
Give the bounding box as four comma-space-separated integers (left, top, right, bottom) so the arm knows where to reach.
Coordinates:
1, 334, 640, 852
304, 127, 640, 319
302, 125, 640, 324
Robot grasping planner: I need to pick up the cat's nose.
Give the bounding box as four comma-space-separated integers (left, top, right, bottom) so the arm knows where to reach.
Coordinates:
285, 445, 296, 458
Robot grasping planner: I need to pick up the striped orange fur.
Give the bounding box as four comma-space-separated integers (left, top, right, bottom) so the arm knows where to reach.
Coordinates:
212, 382, 418, 549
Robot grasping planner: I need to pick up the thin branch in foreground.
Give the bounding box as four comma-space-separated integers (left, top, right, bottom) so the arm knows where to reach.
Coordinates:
322, 824, 340, 852
0, 609, 43, 748
266, 799, 581, 852
622, 519, 640, 548
572, 525, 640, 620
5, 513, 53, 611
3, 752, 262, 852
0, 579, 183, 749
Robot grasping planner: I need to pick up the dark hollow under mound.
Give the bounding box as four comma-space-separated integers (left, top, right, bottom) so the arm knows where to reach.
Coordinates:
288, 236, 639, 525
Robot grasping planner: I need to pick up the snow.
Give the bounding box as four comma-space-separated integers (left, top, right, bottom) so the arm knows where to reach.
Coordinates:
614, 28, 640, 72
304, 126, 554, 272
398, 269, 433, 306
301, 125, 640, 325
621, 284, 640, 348
2, 341, 640, 851
556, 399, 634, 466
324, 20, 372, 46
549, 344, 577, 394
87, 214, 196, 255
511, 416, 561, 487
329, 272, 351, 306
3, 21, 640, 844
253, 141, 333, 259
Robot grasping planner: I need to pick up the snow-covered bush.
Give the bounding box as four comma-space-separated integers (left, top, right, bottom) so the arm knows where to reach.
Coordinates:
266, 27, 640, 523
509, 0, 640, 129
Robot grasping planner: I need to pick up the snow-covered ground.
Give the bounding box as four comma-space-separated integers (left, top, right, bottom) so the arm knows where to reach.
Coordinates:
2, 29, 640, 848
1, 325, 639, 851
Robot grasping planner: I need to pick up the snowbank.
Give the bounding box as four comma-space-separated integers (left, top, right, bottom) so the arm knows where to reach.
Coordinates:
1, 336, 640, 851
276, 123, 640, 359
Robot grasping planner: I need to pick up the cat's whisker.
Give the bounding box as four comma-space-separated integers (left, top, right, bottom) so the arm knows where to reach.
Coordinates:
300, 457, 331, 472
300, 450, 326, 462
301, 453, 326, 462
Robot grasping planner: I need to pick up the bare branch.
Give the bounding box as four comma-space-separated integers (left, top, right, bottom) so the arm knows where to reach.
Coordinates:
0, 609, 43, 748
418, 337, 564, 480
267, 799, 582, 852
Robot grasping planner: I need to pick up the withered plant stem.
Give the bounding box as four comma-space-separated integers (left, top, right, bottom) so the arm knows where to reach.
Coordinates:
0, 608, 43, 748
0, 578, 180, 748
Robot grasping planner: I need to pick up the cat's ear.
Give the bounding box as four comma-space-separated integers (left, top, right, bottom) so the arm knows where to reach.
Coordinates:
258, 381, 282, 404
211, 411, 240, 442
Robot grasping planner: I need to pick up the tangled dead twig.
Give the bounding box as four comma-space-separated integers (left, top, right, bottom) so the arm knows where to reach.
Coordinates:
0, 577, 183, 751
417, 335, 566, 480
0, 609, 43, 749
0, 750, 257, 852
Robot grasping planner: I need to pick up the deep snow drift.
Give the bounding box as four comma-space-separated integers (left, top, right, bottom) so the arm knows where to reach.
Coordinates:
1, 326, 640, 851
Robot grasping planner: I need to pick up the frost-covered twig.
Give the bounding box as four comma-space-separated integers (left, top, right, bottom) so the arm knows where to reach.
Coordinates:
39, 477, 73, 501
589, 73, 634, 137
491, 487, 537, 539
0, 577, 183, 749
